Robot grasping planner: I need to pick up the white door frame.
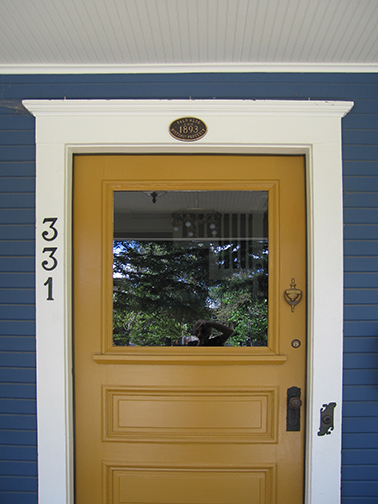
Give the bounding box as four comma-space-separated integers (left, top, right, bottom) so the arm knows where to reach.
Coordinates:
24, 99, 353, 504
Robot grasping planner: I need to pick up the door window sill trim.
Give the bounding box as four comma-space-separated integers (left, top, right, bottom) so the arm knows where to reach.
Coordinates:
93, 352, 287, 365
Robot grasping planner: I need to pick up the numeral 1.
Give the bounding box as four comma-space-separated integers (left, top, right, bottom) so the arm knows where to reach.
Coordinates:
44, 277, 54, 301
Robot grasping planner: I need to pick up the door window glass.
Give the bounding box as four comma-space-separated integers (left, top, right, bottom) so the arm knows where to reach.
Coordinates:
113, 191, 268, 347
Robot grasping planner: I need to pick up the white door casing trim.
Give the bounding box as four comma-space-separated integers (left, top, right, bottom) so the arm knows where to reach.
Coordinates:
23, 99, 354, 504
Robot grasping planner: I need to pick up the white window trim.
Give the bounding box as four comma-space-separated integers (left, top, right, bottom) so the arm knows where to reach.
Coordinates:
23, 99, 354, 504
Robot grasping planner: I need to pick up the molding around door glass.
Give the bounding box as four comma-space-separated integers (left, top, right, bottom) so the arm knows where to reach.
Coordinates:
23, 99, 353, 504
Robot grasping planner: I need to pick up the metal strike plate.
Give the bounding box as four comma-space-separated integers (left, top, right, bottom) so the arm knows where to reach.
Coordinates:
287, 386, 302, 431
318, 402, 336, 436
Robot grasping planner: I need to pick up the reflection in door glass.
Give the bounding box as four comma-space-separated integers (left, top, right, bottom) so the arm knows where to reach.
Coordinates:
113, 191, 268, 347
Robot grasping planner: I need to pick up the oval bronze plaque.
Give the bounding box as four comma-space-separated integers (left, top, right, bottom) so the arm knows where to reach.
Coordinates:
169, 117, 207, 142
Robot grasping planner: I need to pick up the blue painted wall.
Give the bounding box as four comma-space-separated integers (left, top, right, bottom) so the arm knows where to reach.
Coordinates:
0, 73, 377, 503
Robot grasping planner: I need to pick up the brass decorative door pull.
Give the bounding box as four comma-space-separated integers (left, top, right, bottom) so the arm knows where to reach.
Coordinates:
284, 278, 303, 312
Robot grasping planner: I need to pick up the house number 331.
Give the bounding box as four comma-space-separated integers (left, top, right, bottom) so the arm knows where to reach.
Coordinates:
41, 217, 58, 301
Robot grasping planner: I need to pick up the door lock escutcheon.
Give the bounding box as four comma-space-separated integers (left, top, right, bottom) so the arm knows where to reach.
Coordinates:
287, 386, 302, 431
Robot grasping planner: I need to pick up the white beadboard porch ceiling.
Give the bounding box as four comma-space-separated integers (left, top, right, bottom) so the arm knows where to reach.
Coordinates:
0, 0, 377, 73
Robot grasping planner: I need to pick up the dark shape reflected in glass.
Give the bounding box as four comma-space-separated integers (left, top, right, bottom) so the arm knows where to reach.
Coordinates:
113, 191, 268, 347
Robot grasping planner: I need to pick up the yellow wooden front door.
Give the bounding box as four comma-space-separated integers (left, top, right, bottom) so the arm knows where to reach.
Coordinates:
73, 155, 306, 504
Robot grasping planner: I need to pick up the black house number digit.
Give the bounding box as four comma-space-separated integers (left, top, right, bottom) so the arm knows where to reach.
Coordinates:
42, 217, 58, 241
42, 247, 58, 271
44, 277, 54, 301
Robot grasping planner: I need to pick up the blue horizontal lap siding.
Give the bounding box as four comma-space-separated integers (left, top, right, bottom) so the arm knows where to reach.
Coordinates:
0, 105, 37, 504
343, 81, 378, 504
0, 73, 377, 503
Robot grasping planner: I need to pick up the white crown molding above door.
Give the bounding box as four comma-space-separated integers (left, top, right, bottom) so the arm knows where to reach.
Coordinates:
23, 98, 353, 504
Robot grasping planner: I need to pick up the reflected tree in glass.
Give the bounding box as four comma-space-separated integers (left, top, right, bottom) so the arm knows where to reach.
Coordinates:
112, 239, 268, 347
